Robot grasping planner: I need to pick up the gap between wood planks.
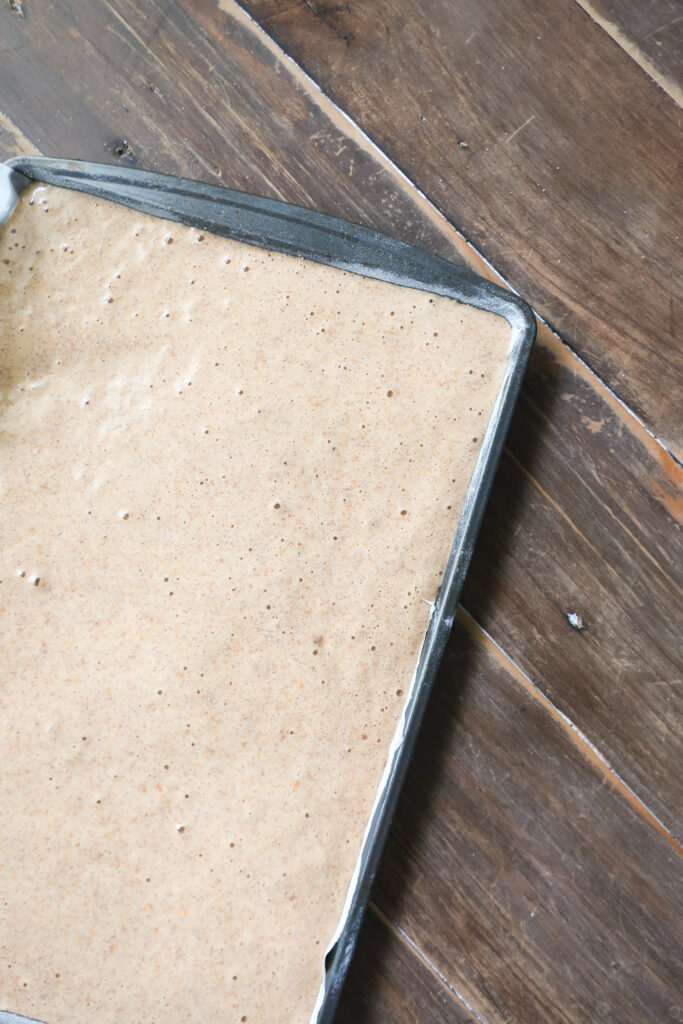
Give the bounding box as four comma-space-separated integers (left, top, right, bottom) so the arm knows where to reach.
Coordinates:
569, 0, 683, 107
368, 901, 491, 1024
3, 2, 679, 845
227, 1, 681, 476
456, 607, 683, 855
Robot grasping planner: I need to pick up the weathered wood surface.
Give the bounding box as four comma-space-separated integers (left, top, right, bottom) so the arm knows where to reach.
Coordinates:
0, 0, 465, 260
0, 1, 681, 1021
463, 335, 683, 834
573, 0, 683, 102
336, 907, 475, 1024
375, 614, 683, 1024
241, 0, 683, 454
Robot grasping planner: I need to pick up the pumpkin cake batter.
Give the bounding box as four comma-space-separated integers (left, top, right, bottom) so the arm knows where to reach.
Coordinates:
0, 183, 509, 1024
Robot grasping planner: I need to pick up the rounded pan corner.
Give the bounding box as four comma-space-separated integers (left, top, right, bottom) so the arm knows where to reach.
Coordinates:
4, 159, 537, 353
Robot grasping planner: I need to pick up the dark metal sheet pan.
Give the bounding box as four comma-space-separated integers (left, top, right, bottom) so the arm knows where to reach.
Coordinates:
0, 157, 535, 1024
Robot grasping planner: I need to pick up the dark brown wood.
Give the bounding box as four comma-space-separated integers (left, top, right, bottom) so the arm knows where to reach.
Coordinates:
0, 0, 469, 263
241, 0, 683, 454
574, 0, 683, 99
335, 907, 475, 1024
373, 615, 683, 1024
0, 1, 680, 835
463, 333, 683, 835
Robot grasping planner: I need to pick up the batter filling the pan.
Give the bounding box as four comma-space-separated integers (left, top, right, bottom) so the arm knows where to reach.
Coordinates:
0, 183, 509, 1024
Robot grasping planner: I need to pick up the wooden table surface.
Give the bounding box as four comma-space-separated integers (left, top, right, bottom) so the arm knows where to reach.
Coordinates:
1, 2, 681, 1022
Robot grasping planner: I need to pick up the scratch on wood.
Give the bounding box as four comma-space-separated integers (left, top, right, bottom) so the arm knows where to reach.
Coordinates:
642, 14, 682, 41
505, 114, 535, 144
101, 0, 152, 55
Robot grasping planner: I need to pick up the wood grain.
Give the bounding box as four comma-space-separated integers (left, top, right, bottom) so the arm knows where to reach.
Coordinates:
572, 0, 683, 103
241, 0, 683, 454
335, 907, 475, 1024
0, 0, 469, 262
463, 332, 683, 836
373, 613, 683, 1024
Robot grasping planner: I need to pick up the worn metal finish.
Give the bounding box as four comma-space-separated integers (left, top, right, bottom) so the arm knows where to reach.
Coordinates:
0, 157, 535, 1024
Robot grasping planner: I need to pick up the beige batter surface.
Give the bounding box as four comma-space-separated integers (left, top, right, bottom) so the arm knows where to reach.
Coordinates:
0, 184, 509, 1024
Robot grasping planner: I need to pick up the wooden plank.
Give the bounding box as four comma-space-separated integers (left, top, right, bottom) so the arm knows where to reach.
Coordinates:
462, 332, 683, 835
0, 0, 679, 837
335, 907, 476, 1024
0, 0, 467, 264
572, 0, 683, 104
373, 613, 683, 1024
240, 0, 683, 454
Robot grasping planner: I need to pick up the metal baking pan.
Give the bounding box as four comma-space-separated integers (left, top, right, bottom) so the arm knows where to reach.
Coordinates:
0, 156, 535, 1024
